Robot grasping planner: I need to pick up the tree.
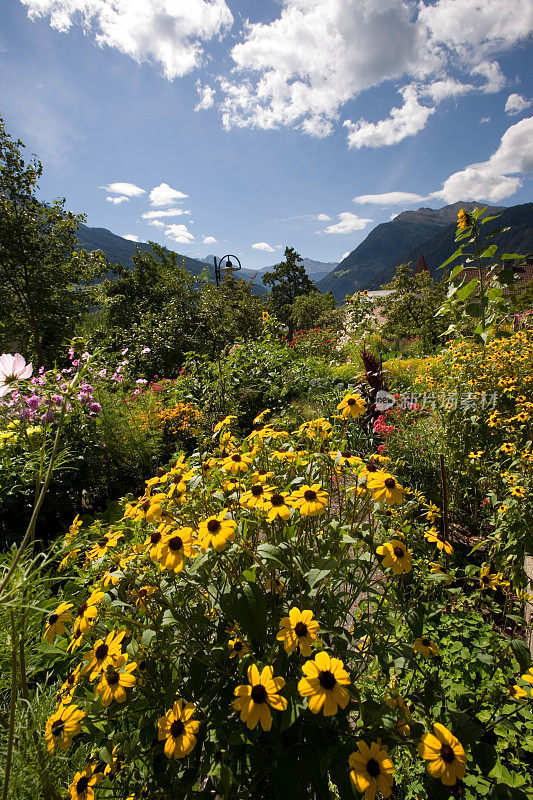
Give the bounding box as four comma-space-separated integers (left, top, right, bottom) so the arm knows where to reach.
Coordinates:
290, 290, 336, 331
262, 247, 315, 336
0, 117, 103, 363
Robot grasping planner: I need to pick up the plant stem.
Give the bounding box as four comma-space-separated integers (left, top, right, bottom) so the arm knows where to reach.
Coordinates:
2, 612, 18, 800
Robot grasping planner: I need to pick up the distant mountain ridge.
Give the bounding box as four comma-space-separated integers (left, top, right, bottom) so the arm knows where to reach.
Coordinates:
202, 254, 338, 283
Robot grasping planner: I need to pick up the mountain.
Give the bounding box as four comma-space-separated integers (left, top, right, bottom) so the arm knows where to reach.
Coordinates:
76, 226, 266, 294
200, 254, 265, 287
317, 202, 509, 300
256, 256, 338, 283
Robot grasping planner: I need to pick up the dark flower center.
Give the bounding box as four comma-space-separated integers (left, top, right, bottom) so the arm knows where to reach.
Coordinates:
231, 454, 242, 462
347, 398, 356, 405
138, 588, 147, 597
173, 474, 183, 483
157, 468, 166, 477
170, 719, 185, 738
481, 576, 490, 585
106, 670, 120, 686
233, 641, 243, 652
76, 776, 89, 793
67, 673, 76, 685
384, 478, 396, 489
366, 461, 378, 472
51, 719, 65, 737
168, 536, 183, 552
421, 639, 430, 647
393, 546, 405, 558
366, 758, 380, 778
440, 744, 455, 763
271, 494, 285, 507
48, 613, 59, 626
77, 602, 88, 617
207, 519, 221, 533
304, 490, 317, 502
150, 531, 161, 545
318, 670, 336, 690
341, 450, 352, 458
294, 621, 308, 637
251, 485, 264, 496
97, 537, 108, 548
258, 469, 267, 475
251, 684, 267, 704
95, 643, 109, 661
141, 499, 151, 512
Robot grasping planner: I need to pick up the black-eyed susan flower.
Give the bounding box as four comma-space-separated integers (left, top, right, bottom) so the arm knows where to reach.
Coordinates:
263, 492, 292, 522
228, 637, 250, 659
366, 472, 404, 505
468, 450, 484, 460
43, 602, 73, 643
349, 740, 394, 799
290, 484, 328, 516
124, 493, 166, 525
424, 527, 454, 555
87, 531, 123, 561
198, 511, 236, 552
157, 699, 200, 759
253, 408, 271, 424
130, 585, 158, 612
158, 526, 196, 571
298, 651, 350, 716
414, 637, 440, 658
509, 683, 527, 700
376, 540, 412, 575
45, 703, 85, 752
59, 548, 80, 572
240, 483, 274, 509
277, 608, 320, 657
84, 630, 126, 681
68, 763, 102, 800
221, 451, 253, 475
478, 565, 509, 590
266, 576, 285, 594
418, 723, 466, 786
337, 393, 366, 419
145, 527, 164, 561
251, 468, 274, 484
214, 414, 236, 433
95, 656, 137, 707
73, 591, 105, 636
500, 442, 515, 454
510, 486, 525, 498
233, 664, 287, 731
58, 665, 82, 705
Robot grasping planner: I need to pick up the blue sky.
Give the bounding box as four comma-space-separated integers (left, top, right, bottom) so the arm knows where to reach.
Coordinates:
1, 0, 532, 269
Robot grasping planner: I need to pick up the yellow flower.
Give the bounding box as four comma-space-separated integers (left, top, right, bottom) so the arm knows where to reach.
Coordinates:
349, 740, 394, 799
418, 723, 466, 786
233, 664, 287, 731
221, 451, 253, 475
337, 393, 366, 419
366, 472, 404, 506
510, 486, 525, 498
376, 540, 412, 575
130, 585, 158, 612
263, 492, 292, 522
145, 527, 164, 561
69, 763, 102, 800
478, 565, 509, 590
290, 484, 329, 516
457, 209, 469, 230
253, 407, 271, 424
277, 608, 320, 657
251, 468, 274, 484
158, 526, 196, 571
262, 311, 269, 322
43, 602, 73, 643
95, 656, 137, 707
124, 492, 166, 524
87, 531, 123, 561
240, 483, 274, 509
266, 576, 285, 594
58, 665, 83, 705
298, 651, 350, 716
414, 637, 440, 658
228, 637, 250, 659
157, 699, 200, 759
73, 591, 105, 636
198, 511, 236, 552
83, 630, 126, 681
45, 703, 85, 752
424, 527, 453, 555
500, 442, 515, 453
468, 450, 484, 459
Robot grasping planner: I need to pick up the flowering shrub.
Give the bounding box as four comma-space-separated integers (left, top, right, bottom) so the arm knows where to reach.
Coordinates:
289, 326, 340, 359
39, 397, 533, 799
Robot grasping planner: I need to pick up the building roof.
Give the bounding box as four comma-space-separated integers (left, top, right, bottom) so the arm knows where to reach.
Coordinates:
457, 255, 533, 294
413, 254, 429, 275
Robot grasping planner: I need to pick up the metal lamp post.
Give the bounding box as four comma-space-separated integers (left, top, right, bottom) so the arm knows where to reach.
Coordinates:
213, 254, 242, 286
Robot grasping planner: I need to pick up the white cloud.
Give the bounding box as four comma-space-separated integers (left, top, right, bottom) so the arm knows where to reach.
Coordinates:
323, 212, 373, 235
316, 213, 331, 221
390, 213, 399, 220
203, 235, 217, 244
148, 219, 165, 228
106, 195, 129, 204
165, 223, 195, 244
102, 182, 144, 197
421, 78, 473, 103
432, 116, 533, 203
141, 209, 191, 219
470, 60, 506, 93
353, 191, 427, 205
340, 251, 350, 261
505, 93, 532, 115
480, 116, 491, 124
344, 85, 435, 149
252, 242, 276, 252
122, 234, 141, 241
195, 82, 216, 111
22, 0, 233, 80
149, 183, 189, 206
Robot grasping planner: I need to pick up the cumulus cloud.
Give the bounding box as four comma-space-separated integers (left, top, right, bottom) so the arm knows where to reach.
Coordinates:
22, 0, 233, 80
195, 82, 216, 111
315, 213, 331, 221
149, 183, 189, 206
141, 209, 191, 219
421, 78, 473, 103
344, 85, 435, 149
165, 223, 195, 244
505, 93, 532, 115
106, 195, 129, 204
147, 219, 165, 228
431, 116, 533, 202
323, 212, 373, 235
252, 242, 276, 252
102, 182, 145, 197
203, 235, 217, 244
470, 60, 506, 93
352, 191, 427, 205
122, 234, 141, 241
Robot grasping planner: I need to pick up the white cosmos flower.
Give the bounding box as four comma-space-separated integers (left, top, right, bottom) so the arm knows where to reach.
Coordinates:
0, 353, 33, 397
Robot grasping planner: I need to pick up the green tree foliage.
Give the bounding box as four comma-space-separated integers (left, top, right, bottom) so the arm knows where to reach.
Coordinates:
380, 262, 448, 351
262, 247, 315, 335
0, 117, 103, 363
290, 290, 336, 331
516, 277, 533, 313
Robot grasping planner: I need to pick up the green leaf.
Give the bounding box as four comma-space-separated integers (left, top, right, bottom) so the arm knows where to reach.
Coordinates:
481, 213, 502, 225
510, 638, 531, 673
256, 543, 287, 569
456, 279, 479, 301
440, 246, 464, 269
466, 301, 483, 317
406, 605, 425, 638
500, 253, 525, 260
489, 784, 529, 800
449, 263, 465, 280
478, 244, 497, 258
471, 742, 498, 776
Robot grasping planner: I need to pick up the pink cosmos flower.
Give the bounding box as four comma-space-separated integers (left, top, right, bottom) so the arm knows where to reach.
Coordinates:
0, 354, 33, 397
